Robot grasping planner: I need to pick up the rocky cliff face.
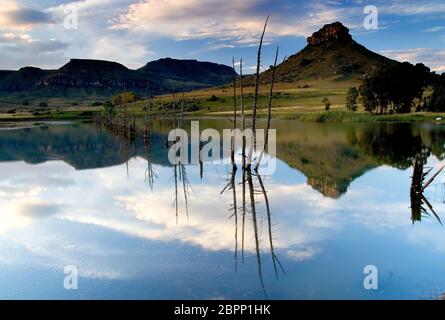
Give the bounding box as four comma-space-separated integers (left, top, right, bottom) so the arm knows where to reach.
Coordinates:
307, 22, 353, 46
0, 58, 236, 97
37, 59, 155, 91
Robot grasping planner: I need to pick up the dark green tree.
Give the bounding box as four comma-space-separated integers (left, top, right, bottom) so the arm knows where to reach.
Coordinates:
103, 101, 115, 115
427, 73, 445, 112
388, 63, 430, 113
345, 87, 359, 111
359, 62, 431, 114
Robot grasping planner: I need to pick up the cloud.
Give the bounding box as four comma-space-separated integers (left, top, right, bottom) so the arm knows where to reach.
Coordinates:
91, 36, 154, 69
47, 0, 135, 27
8, 7, 53, 25
0, 1, 68, 69
425, 26, 444, 32
0, 34, 69, 69
11, 38, 68, 53
18, 201, 63, 218
112, 0, 357, 46
380, 48, 445, 72
382, 2, 445, 16
286, 245, 320, 261
0, 0, 54, 31
0, 190, 64, 233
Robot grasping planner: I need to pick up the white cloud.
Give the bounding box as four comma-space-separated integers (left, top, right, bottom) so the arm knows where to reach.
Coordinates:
382, 2, 445, 16
91, 37, 154, 69
425, 26, 444, 32
112, 0, 357, 46
286, 245, 320, 261
380, 48, 445, 72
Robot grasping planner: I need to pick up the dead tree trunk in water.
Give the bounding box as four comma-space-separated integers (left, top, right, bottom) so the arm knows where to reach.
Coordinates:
246, 168, 266, 296
249, 16, 269, 167
231, 57, 237, 165
257, 173, 285, 278
255, 46, 279, 171
145, 81, 151, 139
239, 59, 246, 169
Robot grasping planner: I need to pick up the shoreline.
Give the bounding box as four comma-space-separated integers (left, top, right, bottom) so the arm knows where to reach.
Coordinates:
1, 109, 445, 124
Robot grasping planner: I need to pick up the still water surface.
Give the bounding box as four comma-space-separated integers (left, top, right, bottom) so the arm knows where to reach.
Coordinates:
1, 119, 445, 299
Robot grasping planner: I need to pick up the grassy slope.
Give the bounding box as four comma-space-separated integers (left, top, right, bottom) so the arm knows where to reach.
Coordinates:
0, 79, 440, 123
126, 80, 355, 114
120, 80, 441, 122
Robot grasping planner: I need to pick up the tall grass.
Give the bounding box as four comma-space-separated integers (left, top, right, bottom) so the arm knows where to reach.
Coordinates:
277, 110, 445, 123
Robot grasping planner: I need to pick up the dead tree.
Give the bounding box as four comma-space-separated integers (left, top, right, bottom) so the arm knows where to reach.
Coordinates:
255, 46, 279, 171
231, 57, 238, 165
249, 16, 269, 167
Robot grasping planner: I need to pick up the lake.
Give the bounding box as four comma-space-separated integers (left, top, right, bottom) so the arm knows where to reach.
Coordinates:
1, 119, 445, 299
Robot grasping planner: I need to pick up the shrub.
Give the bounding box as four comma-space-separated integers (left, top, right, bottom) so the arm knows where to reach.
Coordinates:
207, 95, 218, 102
322, 97, 331, 111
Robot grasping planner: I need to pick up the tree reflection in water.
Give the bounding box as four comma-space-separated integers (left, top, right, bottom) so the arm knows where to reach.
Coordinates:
410, 156, 444, 225
219, 149, 285, 296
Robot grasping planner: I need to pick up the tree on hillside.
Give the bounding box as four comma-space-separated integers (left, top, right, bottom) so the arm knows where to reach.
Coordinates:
345, 87, 359, 111
359, 62, 431, 114
322, 97, 331, 110
111, 91, 136, 105
104, 101, 115, 115
359, 73, 390, 114
426, 73, 445, 112
389, 62, 430, 113
103, 101, 115, 124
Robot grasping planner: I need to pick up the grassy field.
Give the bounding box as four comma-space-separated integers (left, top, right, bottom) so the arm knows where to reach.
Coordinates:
0, 80, 440, 123
273, 110, 445, 122
126, 80, 357, 116
0, 106, 101, 122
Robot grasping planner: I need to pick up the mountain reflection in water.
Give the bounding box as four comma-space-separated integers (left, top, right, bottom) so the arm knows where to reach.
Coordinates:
1, 120, 445, 299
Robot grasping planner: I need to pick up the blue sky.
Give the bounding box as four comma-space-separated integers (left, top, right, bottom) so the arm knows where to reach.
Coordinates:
0, 0, 444, 73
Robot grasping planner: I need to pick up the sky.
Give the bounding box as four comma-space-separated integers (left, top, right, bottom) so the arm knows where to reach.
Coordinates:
0, 0, 444, 73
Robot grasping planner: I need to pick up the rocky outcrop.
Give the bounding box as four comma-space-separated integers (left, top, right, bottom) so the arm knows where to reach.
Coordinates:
252, 21, 396, 84
0, 58, 236, 96
307, 22, 353, 46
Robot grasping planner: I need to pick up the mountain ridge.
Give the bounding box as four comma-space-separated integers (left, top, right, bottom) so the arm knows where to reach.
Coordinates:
0, 57, 237, 97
